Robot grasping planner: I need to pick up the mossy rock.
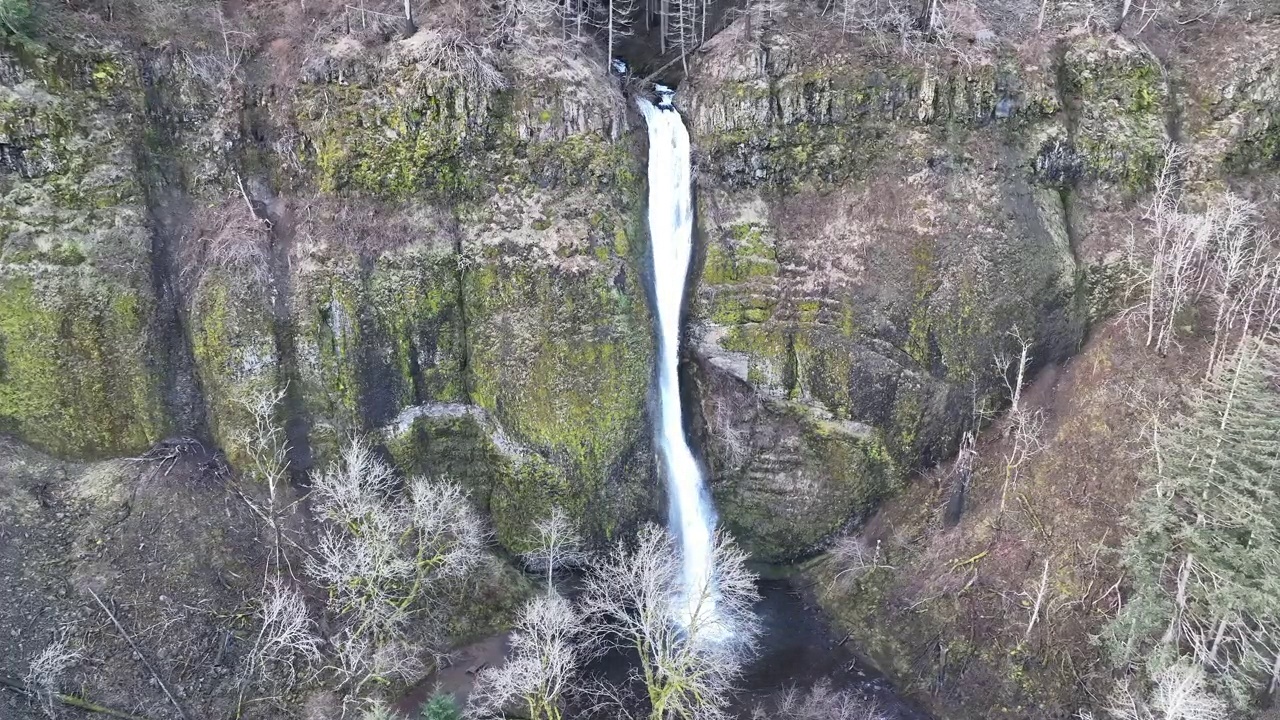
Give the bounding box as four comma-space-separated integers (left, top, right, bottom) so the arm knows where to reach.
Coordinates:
1060, 34, 1168, 191
0, 42, 164, 457
0, 269, 164, 456
383, 408, 510, 509
382, 408, 648, 554
464, 249, 652, 506
293, 68, 636, 201
461, 180, 653, 514
692, 114, 1082, 546
488, 451, 580, 552
711, 399, 901, 561
188, 266, 279, 468
683, 51, 1059, 188
293, 240, 465, 458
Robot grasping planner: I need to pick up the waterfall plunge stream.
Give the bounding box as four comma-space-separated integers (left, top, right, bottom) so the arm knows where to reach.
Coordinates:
638, 93, 718, 628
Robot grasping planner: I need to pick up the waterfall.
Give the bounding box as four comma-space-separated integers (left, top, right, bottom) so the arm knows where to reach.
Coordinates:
637, 91, 718, 627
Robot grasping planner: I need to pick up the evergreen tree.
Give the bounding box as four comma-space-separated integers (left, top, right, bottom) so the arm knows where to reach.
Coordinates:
0, 0, 31, 37
421, 693, 462, 720
1107, 340, 1280, 708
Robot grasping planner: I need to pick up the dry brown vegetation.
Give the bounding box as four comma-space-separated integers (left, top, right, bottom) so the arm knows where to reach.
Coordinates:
813, 322, 1215, 720
182, 194, 274, 295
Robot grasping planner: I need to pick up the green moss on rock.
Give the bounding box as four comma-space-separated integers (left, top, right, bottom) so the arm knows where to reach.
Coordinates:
294, 241, 466, 455
1061, 35, 1168, 190
0, 271, 164, 456
384, 410, 509, 508
188, 268, 279, 468
466, 254, 651, 490
383, 407, 641, 554
713, 401, 901, 561
0, 42, 164, 458
295, 74, 635, 201
687, 56, 1058, 187
1223, 111, 1280, 173
489, 451, 579, 553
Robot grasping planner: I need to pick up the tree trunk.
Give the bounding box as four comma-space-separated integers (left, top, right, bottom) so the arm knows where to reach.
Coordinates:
919, 0, 941, 35
402, 0, 414, 35
660, 0, 668, 53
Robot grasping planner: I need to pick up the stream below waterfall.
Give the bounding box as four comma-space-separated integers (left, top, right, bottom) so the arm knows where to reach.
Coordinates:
397, 576, 929, 719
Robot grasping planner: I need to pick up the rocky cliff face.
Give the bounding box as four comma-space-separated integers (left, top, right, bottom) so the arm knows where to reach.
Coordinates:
676, 16, 1278, 561
0, 47, 165, 457
0, 33, 656, 552
674, 12, 1280, 720
4, 5, 1280, 719
2, 2, 1277, 577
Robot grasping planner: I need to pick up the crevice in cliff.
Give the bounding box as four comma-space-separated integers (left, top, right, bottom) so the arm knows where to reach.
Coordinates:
449, 213, 474, 406
1157, 53, 1183, 147
1058, 187, 1080, 260
136, 50, 210, 443
405, 336, 428, 406
236, 97, 315, 481
1052, 39, 1081, 158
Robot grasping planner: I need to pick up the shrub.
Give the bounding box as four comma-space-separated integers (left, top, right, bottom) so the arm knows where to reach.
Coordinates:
421, 693, 462, 720
0, 0, 32, 36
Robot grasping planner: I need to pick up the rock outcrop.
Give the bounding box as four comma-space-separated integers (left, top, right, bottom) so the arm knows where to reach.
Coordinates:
0, 34, 656, 550
676, 17, 1271, 560
0, 45, 165, 457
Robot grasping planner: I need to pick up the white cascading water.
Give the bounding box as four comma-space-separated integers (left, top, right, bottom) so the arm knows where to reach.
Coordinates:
637, 90, 718, 628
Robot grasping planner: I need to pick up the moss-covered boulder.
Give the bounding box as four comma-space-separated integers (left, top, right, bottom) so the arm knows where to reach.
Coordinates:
0, 43, 166, 457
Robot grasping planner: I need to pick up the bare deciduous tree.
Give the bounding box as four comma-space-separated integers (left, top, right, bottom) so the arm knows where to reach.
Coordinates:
755, 678, 889, 720
183, 195, 272, 297
1106, 662, 1230, 720
1128, 144, 1280, 370
520, 507, 589, 593
360, 698, 400, 720
1022, 559, 1051, 642
309, 439, 486, 695
581, 523, 761, 720
242, 578, 324, 691
829, 534, 893, 592
467, 593, 591, 720
235, 386, 291, 509
395, 24, 509, 93
707, 394, 751, 468
994, 329, 1047, 513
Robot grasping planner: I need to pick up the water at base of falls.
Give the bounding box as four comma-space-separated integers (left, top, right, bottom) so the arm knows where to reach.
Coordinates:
637, 94, 719, 629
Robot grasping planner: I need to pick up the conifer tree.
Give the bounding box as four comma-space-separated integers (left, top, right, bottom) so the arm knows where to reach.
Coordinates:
1108, 340, 1280, 707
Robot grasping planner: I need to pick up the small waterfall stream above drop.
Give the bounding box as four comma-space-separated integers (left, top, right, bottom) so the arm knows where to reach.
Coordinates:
637, 90, 718, 627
